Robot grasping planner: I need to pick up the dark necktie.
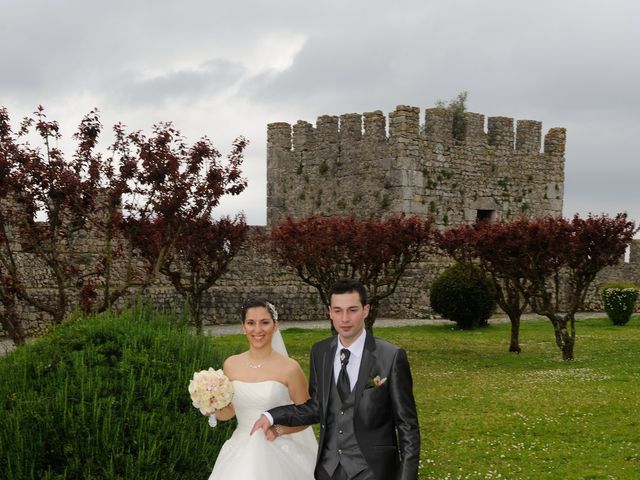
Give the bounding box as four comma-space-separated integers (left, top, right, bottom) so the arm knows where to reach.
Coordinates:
337, 348, 351, 402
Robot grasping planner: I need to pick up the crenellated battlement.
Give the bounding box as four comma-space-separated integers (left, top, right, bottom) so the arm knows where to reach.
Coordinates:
267, 122, 292, 150
544, 128, 566, 156
268, 105, 566, 155
364, 110, 387, 141
267, 104, 566, 226
461, 112, 486, 145
516, 120, 542, 153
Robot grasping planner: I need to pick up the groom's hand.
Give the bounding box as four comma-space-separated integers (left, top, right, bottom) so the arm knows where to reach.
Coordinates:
250, 414, 271, 436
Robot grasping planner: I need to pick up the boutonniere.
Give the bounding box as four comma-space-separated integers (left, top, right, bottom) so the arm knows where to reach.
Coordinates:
369, 375, 387, 388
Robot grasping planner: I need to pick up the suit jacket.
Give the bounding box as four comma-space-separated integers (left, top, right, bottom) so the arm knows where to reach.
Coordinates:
270, 332, 420, 480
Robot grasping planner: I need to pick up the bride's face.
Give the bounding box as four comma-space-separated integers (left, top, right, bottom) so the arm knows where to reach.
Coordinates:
242, 306, 277, 349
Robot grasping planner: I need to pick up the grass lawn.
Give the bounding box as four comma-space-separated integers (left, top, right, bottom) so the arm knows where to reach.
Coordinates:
215, 316, 640, 479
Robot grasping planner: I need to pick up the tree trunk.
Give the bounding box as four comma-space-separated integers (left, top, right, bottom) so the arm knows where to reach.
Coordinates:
555, 324, 575, 361
0, 310, 27, 346
191, 295, 203, 335
365, 301, 378, 332
53, 309, 66, 325
561, 337, 575, 361
496, 278, 526, 353
543, 313, 575, 360
508, 315, 521, 353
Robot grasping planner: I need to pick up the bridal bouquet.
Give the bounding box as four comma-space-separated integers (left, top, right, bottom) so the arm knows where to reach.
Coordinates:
188, 368, 234, 415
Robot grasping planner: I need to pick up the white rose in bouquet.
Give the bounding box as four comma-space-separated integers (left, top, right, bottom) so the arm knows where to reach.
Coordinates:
188, 368, 234, 415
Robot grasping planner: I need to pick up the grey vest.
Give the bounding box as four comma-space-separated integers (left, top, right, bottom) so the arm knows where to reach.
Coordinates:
319, 374, 370, 479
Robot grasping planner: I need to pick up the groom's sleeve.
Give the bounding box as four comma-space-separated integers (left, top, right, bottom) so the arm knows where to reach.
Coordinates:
390, 348, 421, 480
269, 346, 321, 427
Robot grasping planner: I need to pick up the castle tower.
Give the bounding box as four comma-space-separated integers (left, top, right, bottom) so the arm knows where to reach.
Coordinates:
266, 104, 566, 228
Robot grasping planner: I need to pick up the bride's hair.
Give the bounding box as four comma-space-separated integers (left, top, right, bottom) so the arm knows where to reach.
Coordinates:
241, 298, 278, 323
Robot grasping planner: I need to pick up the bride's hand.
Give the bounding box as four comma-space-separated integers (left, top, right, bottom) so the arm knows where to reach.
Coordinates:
266, 426, 277, 441
213, 403, 235, 421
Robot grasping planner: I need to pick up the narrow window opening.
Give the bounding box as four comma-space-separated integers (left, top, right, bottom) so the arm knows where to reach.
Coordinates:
476, 209, 495, 222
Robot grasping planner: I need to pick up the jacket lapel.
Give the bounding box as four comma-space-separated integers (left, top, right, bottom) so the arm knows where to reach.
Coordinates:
354, 332, 377, 408
322, 337, 338, 413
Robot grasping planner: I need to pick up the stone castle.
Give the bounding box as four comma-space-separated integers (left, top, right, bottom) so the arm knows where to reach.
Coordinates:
2, 104, 638, 336
266, 105, 565, 225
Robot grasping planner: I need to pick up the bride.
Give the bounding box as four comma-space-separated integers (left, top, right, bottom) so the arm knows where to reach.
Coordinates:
207, 299, 318, 479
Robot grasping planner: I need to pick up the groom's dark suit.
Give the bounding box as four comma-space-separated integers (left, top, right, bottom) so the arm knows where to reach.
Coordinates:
269, 331, 420, 480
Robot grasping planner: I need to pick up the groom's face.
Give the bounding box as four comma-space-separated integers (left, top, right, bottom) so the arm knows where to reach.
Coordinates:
329, 291, 369, 347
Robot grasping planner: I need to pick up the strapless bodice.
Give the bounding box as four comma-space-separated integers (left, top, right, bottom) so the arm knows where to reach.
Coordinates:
231, 380, 292, 431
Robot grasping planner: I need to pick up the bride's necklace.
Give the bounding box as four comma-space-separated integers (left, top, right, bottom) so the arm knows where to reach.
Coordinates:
247, 351, 271, 369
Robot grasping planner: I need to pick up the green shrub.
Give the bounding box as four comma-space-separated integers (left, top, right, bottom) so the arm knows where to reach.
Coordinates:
430, 262, 497, 329
0, 304, 240, 480
601, 281, 639, 326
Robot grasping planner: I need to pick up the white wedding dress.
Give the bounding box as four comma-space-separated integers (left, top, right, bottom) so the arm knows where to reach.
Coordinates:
208, 380, 318, 479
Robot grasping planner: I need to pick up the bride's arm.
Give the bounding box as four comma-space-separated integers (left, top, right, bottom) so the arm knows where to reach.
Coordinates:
212, 358, 237, 422
213, 403, 236, 421
267, 361, 314, 438
269, 347, 321, 427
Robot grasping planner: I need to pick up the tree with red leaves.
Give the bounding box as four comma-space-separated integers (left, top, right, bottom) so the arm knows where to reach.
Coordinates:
121, 121, 248, 333
527, 213, 637, 360
440, 214, 637, 360
0, 106, 248, 343
0, 105, 110, 344
72, 112, 142, 314
267, 214, 436, 329
130, 215, 247, 334
439, 220, 534, 353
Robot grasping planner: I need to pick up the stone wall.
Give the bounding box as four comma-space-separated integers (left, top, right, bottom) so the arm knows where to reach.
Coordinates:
3, 104, 639, 338
1, 226, 325, 336
582, 239, 640, 310
2, 234, 640, 338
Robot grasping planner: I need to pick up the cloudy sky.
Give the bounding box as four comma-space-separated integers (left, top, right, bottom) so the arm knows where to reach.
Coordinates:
2, 0, 638, 230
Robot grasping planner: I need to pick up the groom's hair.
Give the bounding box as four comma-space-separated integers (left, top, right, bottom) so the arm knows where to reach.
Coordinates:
329, 278, 368, 306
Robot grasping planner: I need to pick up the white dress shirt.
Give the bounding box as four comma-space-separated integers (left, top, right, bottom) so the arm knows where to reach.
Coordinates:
263, 329, 368, 426
334, 329, 366, 391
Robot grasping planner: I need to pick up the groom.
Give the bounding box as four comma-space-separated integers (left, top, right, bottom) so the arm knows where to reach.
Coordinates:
252, 278, 420, 480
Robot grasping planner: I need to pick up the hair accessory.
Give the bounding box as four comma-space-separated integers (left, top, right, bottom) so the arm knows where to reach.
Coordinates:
265, 302, 278, 321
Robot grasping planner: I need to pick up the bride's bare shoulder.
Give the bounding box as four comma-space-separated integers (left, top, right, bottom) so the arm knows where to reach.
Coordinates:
223, 352, 247, 373
271, 352, 303, 376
